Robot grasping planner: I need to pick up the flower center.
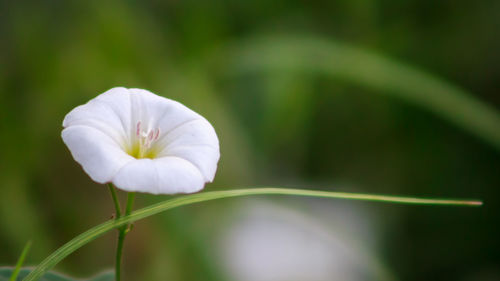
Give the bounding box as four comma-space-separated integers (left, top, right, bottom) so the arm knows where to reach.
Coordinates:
129, 121, 160, 159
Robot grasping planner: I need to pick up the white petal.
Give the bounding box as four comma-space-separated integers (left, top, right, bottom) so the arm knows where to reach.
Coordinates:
128, 88, 220, 183
128, 88, 204, 135
63, 87, 132, 149
112, 157, 205, 194
156, 119, 220, 182
62, 125, 135, 183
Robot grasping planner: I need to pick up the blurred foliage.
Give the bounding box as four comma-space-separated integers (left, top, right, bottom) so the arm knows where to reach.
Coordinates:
1, 0, 499, 280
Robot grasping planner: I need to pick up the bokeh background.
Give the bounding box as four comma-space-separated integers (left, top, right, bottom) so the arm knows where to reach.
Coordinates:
1, 1, 499, 280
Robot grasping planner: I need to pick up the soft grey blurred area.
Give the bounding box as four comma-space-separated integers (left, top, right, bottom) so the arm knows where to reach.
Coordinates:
219, 199, 393, 281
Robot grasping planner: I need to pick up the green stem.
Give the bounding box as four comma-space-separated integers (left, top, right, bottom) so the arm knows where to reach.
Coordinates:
125, 193, 136, 217
108, 184, 122, 217
115, 231, 125, 281
115, 192, 135, 281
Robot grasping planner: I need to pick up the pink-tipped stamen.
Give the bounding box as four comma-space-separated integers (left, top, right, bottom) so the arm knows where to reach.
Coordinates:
136, 122, 141, 137
135, 121, 161, 157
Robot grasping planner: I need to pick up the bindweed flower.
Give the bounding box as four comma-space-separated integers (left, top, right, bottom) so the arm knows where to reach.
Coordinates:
62, 87, 220, 194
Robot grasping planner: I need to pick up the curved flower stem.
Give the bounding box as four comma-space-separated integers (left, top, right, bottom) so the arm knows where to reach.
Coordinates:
108, 184, 122, 217
125, 193, 136, 218
115, 192, 135, 281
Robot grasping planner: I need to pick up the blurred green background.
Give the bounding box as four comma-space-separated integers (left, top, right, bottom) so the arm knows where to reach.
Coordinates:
1, 0, 499, 280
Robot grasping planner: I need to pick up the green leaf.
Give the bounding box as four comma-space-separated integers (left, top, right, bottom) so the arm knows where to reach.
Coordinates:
0, 268, 113, 281
84, 271, 115, 281
85, 272, 114, 281
24, 187, 481, 281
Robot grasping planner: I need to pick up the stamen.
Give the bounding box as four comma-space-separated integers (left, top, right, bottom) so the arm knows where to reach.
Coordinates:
134, 121, 161, 158
136, 122, 141, 137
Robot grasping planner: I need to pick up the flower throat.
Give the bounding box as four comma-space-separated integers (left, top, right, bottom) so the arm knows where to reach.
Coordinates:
129, 121, 160, 159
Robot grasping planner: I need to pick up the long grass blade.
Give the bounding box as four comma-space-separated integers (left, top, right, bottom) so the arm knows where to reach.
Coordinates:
23, 187, 481, 281
208, 36, 500, 151
10, 240, 32, 281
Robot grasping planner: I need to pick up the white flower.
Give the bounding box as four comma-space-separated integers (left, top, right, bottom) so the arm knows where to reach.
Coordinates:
62, 87, 220, 194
